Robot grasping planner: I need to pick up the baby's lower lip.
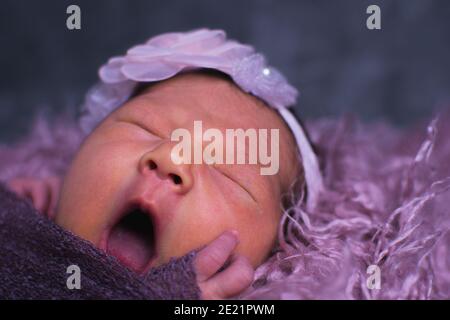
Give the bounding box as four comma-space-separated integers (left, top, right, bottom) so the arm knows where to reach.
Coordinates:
104, 206, 158, 273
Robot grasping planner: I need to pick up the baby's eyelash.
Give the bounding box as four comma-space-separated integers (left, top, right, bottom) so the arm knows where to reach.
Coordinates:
117, 119, 162, 138
215, 167, 257, 203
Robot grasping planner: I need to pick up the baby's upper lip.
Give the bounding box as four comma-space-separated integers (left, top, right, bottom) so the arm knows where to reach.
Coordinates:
114, 195, 160, 238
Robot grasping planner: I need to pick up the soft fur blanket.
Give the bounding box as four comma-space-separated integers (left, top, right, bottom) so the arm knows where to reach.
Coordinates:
1, 111, 449, 299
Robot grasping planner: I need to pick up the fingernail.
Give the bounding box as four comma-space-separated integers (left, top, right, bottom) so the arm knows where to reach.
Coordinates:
228, 230, 239, 242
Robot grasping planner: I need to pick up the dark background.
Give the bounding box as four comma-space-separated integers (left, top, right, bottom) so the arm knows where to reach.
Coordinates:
1, 0, 449, 142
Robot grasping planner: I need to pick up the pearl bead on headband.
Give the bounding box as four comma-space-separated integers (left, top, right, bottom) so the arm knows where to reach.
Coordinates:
79, 29, 323, 210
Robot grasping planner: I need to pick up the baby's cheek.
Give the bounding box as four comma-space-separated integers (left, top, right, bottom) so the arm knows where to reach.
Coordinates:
156, 201, 231, 264
56, 141, 136, 244
237, 214, 279, 266
155, 190, 278, 268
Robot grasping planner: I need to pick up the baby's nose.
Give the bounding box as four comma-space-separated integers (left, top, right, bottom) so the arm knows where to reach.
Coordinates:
138, 142, 193, 194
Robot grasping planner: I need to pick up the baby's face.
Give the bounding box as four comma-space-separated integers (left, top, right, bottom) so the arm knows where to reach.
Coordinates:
55, 72, 298, 272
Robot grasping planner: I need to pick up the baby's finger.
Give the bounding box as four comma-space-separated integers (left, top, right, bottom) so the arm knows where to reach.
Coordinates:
194, 230, 239, 282
203, 255, 254, 299
28, 180, 51, 214
46, 177, 61, 219
7, 178, 26, 196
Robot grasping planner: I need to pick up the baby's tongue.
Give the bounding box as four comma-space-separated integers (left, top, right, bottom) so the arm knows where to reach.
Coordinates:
107, 219, 154, 272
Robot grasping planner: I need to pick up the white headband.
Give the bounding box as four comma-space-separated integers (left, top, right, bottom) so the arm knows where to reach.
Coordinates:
79, 29, 323, 210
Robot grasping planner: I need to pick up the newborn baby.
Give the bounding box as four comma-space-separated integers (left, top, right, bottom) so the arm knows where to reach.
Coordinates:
6, 30, 322, 299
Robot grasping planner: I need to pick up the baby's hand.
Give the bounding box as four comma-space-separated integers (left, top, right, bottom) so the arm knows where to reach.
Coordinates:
194, 230, 254, 299
6, 176, 61, 219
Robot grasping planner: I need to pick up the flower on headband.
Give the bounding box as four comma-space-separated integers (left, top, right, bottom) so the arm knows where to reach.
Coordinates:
232, 53, 298, 109
81, 29, 298, 132
99, 29, 251, 83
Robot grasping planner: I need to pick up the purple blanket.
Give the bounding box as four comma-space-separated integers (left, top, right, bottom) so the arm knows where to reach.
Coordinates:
1, 112, 450, 299
0, 183, 201, 299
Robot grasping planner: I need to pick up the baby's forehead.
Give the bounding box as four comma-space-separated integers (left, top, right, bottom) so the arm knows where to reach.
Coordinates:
125, 72, 287, 132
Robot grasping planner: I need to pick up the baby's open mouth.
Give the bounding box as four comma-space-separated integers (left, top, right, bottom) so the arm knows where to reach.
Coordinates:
106, 205, 156, 273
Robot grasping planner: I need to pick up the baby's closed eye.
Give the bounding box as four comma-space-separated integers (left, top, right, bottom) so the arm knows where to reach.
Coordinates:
212, 165, 257, 203
115, 119, 163, 139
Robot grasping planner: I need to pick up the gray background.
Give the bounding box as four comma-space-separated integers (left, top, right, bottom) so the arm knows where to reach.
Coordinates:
1, 0, 450, 142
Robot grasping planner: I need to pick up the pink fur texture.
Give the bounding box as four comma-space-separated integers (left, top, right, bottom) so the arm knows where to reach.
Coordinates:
1, 111, 449, 299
